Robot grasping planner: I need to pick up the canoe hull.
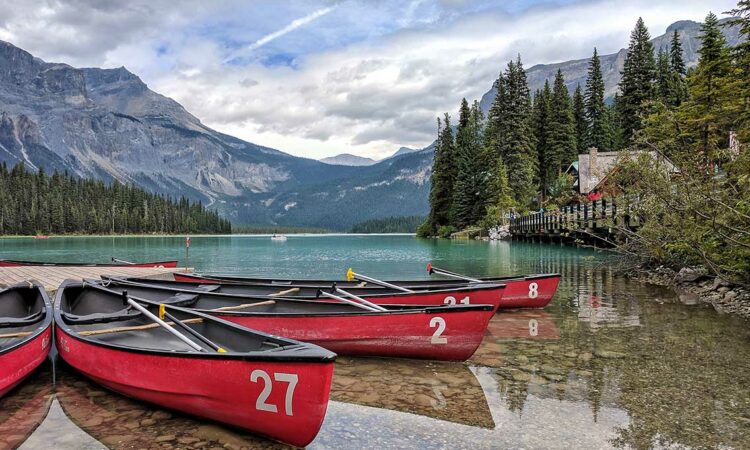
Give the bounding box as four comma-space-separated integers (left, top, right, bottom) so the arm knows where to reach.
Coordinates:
173, 274, 560, 309
357, 286, 505, 311
0, 326, 51, 398
56, 328, 334, 447
214, 308, 494, 361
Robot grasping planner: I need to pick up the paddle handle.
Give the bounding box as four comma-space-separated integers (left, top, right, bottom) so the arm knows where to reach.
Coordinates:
0, 331, 32, 339
112, 258, 136, 265
334, 287, 387, 311
318, 290, 380, 312
346, 269, 414, 293
427, 264, 482, 283
126, 298, 204, 352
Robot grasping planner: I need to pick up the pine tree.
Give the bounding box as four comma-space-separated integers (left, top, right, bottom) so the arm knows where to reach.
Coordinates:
619, 17, 657, 144
667, 30, 688, 107
679, 12, 733, 159
546, 69, 577, 195
498, 57, 538, 208
656, 47, 671, 104
427, 114, 456, 230
585, 48, 608, 150
452, 101, 486, 227
532, 83, 551, 196
573, 84, 586, 153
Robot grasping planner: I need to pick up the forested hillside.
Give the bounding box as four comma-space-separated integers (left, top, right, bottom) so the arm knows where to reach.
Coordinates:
0, 163, 231, 235
350, 216, 425, 233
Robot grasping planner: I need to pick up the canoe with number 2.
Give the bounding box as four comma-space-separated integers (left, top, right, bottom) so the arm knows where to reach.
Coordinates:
91, 279, 496, 361
54, 280, 336, 447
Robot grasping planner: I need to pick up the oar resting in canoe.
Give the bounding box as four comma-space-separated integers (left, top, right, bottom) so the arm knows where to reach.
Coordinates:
88, 279, 495, 361
169, 267, 561, 309
55, 279, 336, 448
102, 275, 508, 311
1, 281, 52, 398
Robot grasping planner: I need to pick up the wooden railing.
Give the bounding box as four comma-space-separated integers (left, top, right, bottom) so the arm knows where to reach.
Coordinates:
509, 197, 640, 237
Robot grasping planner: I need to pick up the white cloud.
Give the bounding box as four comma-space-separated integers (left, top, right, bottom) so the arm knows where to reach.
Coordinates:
0, 0, 738, 160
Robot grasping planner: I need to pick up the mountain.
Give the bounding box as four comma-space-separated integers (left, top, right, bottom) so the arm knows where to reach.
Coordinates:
320, 153, 377, 166
0, 40, 432, 230
388, 146, 419, 159
479, 19, 742, 114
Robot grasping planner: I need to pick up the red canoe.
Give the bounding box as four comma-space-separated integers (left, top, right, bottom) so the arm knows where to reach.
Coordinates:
55, 280, 336, 447
0, 281, 53, 398
171, 272, 560, 309
93, 280, 496, 361
0, 259, 178, 268
105, 276, 508, 312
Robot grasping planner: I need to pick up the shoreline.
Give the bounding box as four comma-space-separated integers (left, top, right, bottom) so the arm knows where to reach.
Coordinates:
630, 267, 750, 320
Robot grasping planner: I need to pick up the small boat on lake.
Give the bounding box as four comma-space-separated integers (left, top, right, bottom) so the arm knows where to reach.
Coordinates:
171, 269, 560, 309
91, 279, 495, 361
0, 258, 178, 268
104, 275, 508, 311
271, 234, 287, 241
55, 280, 336, 447
0, 281, 52, 398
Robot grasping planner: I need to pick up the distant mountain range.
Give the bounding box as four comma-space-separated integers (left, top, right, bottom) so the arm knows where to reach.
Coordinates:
0, 19, 740, 230
0, 40, 432, 230
319, 146, 419, 166
479, 19, 741, 114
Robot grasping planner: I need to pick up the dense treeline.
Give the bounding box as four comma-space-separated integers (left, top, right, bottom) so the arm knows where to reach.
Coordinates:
0, 163, 231, 235
350, 215, 425, 233
419, 10, 708, 237
611, 5, 750, 284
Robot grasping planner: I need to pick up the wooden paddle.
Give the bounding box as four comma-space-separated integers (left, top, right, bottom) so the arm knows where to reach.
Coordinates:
268, 288, 300, 297
0, 331, 32, 339
78, 300, 276, 336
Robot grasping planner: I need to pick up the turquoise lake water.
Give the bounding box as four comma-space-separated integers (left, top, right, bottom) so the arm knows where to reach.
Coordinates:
1, 235, 748, 449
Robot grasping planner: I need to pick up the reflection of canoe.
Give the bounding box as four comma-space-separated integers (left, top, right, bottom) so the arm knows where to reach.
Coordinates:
486, 311, 560, 340
331, 357, 494, 428
173, 272, 561, 309
92, 280, 495, 361
55, 280, 336, 447
0, 365, 54, 449
104, 276, 508, 311
0, 259, 178, 268
0, 281, 53, 398
55, 364, 276, 449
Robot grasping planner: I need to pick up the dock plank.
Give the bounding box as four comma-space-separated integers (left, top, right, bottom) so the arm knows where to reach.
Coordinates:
0, 266, 189, 291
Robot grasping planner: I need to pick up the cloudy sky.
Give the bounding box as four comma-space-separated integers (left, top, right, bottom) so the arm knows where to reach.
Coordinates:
0, 0, 737, 160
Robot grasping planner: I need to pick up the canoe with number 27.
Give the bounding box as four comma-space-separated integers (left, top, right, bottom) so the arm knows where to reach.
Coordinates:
54, 280, 336, 447
91, 279, 496, 361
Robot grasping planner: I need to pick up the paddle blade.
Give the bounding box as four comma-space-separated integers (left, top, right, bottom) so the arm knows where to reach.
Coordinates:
346, 268, 355, 282
426, 263, 433, 274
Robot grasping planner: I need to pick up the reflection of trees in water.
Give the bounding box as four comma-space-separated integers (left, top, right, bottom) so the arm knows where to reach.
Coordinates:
480, 261, 750, 449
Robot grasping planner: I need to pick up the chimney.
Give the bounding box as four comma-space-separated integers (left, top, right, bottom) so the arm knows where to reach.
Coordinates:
729, 131, 739, 160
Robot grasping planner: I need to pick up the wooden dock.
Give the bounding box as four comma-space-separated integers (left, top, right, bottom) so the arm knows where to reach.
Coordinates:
509, 197, 640, 244
0, 266, 190, 291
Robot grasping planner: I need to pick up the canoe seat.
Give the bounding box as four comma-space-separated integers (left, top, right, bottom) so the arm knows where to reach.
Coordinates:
160, 293, 200, 306
63, 307, 142, 325
0, 308, 45, 328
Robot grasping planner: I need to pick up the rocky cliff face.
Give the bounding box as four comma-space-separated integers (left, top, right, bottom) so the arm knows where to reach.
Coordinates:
479, 19, 742, 113
0, 40, 432, 229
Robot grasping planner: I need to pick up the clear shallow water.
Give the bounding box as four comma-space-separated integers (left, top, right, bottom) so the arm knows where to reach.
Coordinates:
1, 235, 749, 449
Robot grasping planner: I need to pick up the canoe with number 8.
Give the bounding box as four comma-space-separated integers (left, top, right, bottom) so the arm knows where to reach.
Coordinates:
54, 280, 336, 447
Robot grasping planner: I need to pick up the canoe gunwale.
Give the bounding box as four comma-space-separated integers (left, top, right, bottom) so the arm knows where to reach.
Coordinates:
54, 280, 337, 363
0, 281, 53, 357
0, 259, 178, 268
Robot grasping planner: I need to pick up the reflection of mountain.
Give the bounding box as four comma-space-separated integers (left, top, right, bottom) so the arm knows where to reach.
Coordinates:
0, 366, 53, 449
331, 357, 493, 428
